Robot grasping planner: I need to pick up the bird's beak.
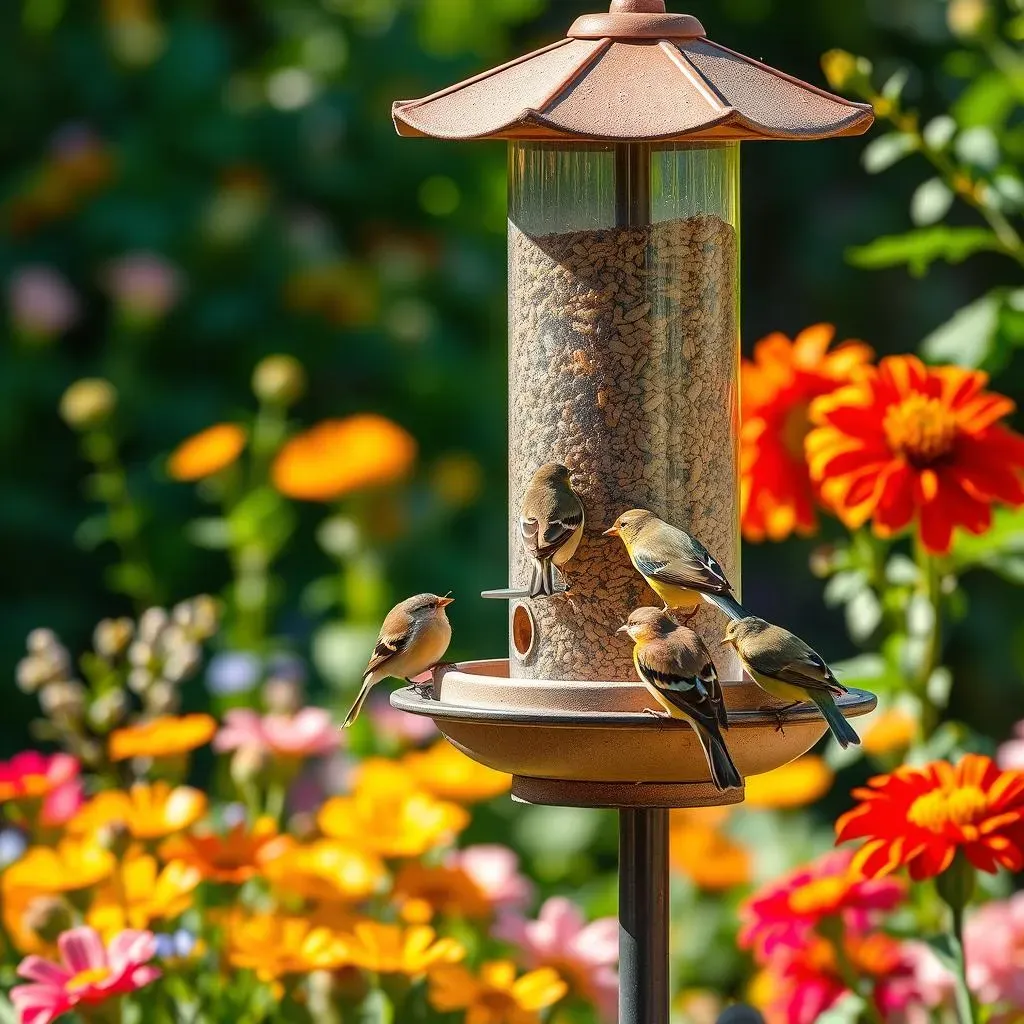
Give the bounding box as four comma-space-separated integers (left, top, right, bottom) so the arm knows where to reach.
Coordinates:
616, 624, 629, 635
438, 595, 455, 608
603, 525, 620, 537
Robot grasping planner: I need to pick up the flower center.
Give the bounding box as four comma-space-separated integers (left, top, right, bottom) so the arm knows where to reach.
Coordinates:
780, 400, 811, 460
67, 966, 111, 991
479, 991, 518, 1013
789, 876, 848, 916
883, 394, 958, 465
907, 786, 989, 833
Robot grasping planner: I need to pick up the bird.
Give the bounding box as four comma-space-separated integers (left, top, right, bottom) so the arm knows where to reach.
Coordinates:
342, 593, 454, 728
722, 616, 861, 749
604, 509, 746, 620
520, 462, 585, 599
619, 606, 741, 791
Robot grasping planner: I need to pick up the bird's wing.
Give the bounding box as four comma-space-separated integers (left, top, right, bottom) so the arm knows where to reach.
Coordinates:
364, 620, 413, 677
633, 543, 730, 595
520, 508, 583, 559
634, 642, 721, 728
747, 637, 846, 697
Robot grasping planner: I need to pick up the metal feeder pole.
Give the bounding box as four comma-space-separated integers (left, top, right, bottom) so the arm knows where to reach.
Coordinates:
613, 140, 670, 1024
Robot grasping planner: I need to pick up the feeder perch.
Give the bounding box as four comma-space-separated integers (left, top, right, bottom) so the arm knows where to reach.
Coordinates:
391, 4, 875, 1021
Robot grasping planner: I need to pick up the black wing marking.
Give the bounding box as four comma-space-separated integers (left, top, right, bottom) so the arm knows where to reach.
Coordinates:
521, 512, 582, 559
364, 630, 411, 677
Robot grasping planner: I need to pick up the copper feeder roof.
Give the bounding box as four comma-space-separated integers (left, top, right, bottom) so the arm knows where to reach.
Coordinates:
393, 0, 873, 143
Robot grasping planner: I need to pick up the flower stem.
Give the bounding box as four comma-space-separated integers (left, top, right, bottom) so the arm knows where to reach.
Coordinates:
937, 855, 977, 1024
818, 917, 887, 1024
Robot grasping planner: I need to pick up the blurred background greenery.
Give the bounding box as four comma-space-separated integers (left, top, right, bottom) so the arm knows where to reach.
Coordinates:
0, 0, 1019, 755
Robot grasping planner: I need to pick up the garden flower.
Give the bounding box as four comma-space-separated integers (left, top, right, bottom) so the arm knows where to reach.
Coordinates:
159, 816, 288, 884
743, 755, 834, 810
226, 912, 348, 981
392, 862, 494, 923
11, 927, 159, 1024
6, 266, 79, 340
261, 838, 386, 903
449, 845, 534, 911
319, 760, 469, 858
403, 740, 512, 802
205, 650, 262, 696
213, 707, 339, 760
739, 849, 904, 960
668, 808, 751, 891
807, 355, 1024, 554
167, 424, 246, 482
0, 751, 83, 825
861, 707, 918, 757
101, 252, 182, 322
495, 897, 618, 1021
835, 754, 1024, 879
997, 720, 1024, 770
429, 960, 568, 1024
87, 851, 200, 937
740, 324, 872, 542
68, 782, 207, 841
367, 692, 439, 745
108, 713, 216, 761
4, 839, 114, 897
271, 414, 416, 501
339, 922, 464, 976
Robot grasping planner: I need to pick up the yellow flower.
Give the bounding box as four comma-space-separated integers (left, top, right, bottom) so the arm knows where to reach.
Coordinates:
669, 810, 751, 891
429, 960, 567, 1024
392, 862, 491, 924
271, 414, 416, 502
318, 761, 468, 858
226, 911, 349, 982
68, 782, 207, 840
429, 452, 483, 508
743, 756, 833, 810
167, 423, 246, 481
159, 816, 288, 884
403, 741, 512, 803
340, 922, 464, 976
862, 708, 917, 756
820, 49, 857, 91
87, 850, 200, 937
262, 839, 386, 904
59, 378, 117, 431
108, 713, 216, 761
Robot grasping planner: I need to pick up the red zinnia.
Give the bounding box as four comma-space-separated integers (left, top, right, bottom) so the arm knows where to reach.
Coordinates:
835, 754, 1024, 880
807, 355, 1024, 554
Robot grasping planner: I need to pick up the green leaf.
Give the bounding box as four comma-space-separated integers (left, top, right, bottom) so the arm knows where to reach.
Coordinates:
953, 70, 1017, 128
881, 67, 910, 101
920, 292, 1001, 367
846, 588, 882, 642
847, 227, 1002, 276
910, 178, 954, 226
185, 517, 231, 549
923, 115, 957, 150
861, 132, 917, 173
924, 933, 961, 975
950, 505, 1024, 582
956, 126, 1000, 169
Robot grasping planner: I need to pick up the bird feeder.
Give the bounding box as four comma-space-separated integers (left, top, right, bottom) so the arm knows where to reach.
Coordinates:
391, 3, 876, 1021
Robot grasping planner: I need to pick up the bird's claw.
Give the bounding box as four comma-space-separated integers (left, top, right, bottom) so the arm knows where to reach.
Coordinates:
408, 678, 435, 699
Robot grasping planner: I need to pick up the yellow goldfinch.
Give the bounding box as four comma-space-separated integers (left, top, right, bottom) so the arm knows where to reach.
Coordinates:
342, 593, 454, 728
722, 616, 860, 748
604, 509, 746, 620
619, 607, 741, 792
520, 462, 585, 598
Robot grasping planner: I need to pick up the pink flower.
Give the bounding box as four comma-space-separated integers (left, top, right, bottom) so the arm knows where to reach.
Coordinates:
101, 252, 182, 321
214, 708, 339, 759
495, 897, 618, 1021
11, 926, 160, 1024
740, 849, 904, 960
367, 692, 439, 746
7, 267, 79, 339
447, 845, 533, 912
998, 722, 1024, 771
0, 752, 82, 826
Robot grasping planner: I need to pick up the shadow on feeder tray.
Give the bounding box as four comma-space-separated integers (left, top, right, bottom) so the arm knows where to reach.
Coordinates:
389, 659, 876, 809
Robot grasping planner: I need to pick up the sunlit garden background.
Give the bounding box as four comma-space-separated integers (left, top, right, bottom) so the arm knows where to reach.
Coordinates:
1, 0, 1023, 1021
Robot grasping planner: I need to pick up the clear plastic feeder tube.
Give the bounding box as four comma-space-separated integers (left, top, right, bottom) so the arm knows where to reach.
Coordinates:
507, 140, 741, 682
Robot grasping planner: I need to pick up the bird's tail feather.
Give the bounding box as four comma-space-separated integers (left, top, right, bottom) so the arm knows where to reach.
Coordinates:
528, 558, 555, 599
811, 692, 860, 749
342, 674, 374, 729
703, 592, 747, 621
694, 722, 742, 792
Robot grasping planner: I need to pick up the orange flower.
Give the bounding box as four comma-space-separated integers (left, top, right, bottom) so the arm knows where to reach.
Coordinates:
159, 817, 288, 884
108, 714, 216, 762
429, 960, 567, 1024
261, 839, 386, 903
807, 355, 1024, 553
68, 783, 206, 841
862, 708, 917, 756
402, 741, 512, 803
167, 423, 246, 481
339, 922, 464, 976
391, 862, 492, 923
741, 325, 873, 542
744, 756, 834, 810
271, 414, 416, 502
669, 809, 751, 891
835, 754, 1024, 880
225, 911, 349, 981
